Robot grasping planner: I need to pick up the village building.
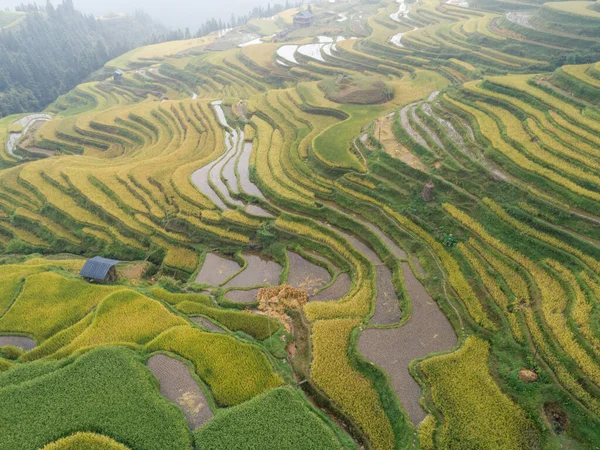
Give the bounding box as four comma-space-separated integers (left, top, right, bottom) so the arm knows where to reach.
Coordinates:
293, 10, 314, 27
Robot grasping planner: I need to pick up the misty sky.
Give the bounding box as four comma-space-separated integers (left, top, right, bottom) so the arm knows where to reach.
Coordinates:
0, 0, 285, 30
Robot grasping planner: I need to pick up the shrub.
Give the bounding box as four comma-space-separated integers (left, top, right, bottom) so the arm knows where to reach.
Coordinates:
0, 345, 22, 360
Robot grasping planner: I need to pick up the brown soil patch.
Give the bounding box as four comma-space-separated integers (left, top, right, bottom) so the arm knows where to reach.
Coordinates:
117, 261, 150, 281
358, 262, 456, 424
544, 402, 569, 433
147, 354, 213, 429
518, 368, 539, 383
375, 114, 425, 171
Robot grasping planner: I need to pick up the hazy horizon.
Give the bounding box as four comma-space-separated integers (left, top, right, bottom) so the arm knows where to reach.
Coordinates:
0, 0, 291, 30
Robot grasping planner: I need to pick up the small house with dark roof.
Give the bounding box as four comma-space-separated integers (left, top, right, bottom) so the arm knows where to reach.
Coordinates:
80, 256, 120, 282
293, 10, 314, 27
113, 69, 123, 81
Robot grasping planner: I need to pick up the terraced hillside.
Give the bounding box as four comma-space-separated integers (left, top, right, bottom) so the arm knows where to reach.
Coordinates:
0, 0, 599, 449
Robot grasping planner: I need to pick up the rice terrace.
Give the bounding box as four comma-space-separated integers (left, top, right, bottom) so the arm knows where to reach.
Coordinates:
1, 0, 600, 448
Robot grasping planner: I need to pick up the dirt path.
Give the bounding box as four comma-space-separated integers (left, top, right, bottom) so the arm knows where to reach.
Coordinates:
358, 262, 457, 424
147, 354, 213, 429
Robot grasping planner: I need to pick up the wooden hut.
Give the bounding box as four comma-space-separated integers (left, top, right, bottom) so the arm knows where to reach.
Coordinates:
293, 10, 314, 27
80, 256, 120, 283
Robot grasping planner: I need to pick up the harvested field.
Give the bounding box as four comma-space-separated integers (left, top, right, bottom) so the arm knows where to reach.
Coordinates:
224, 255, 281, 288
195, 253, 241, 286
191, 316, 225, 333
310, 273, 352, 302
358, 262, 456, 424
286, 251, 331, 296
375, 113, 425, 171
147, 353, 213, 429
224, 288, 261, 303
0, 336, 36, 350
369, 266, 401, 325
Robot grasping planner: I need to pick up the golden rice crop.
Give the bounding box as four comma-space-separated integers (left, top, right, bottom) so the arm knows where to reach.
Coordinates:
150, 287, 212, 306
332, 182, 493, 329
420, 336, 537, 449
311, 318, 394, 450
0, 221, 50, 248
52, 290, 186, 358
487, 75, 600, 141
13, 208, 81, 244
483, 198, 600, 275
20, 312, 94, 362
468, 242, 600, 414
459, 242, 523, 341
146, 325, 283, 406
479, 103, 600, 189
446, 96, 600, 202
253, 116, 314, 206
562, 64, 600, 89
418, 415, 436, 450
152, 237, 198, 273
444, 203, 600, 408
222, 209, 262, 228
182, 215, 251, 243
0, 272, 119, 341
41, 432, 130, 450
552, 267, 600, 357
460, 83, 598, 159
526, 119, 600, 172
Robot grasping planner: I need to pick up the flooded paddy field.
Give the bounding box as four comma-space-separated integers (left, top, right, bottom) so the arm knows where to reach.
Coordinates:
358, 262, 456, 424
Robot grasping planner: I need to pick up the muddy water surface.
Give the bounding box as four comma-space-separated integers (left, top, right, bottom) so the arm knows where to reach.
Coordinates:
195, 253, 241, 286
0, 336, 36, 350
147, 354, 213, 429
224, 288, 261, 303
369, 265, 401, 325
358, 262, 456, 424
191, 316, 225, 333
286, 251, 331, 296
310, 273, 351, 301
224, 255, 281, 287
